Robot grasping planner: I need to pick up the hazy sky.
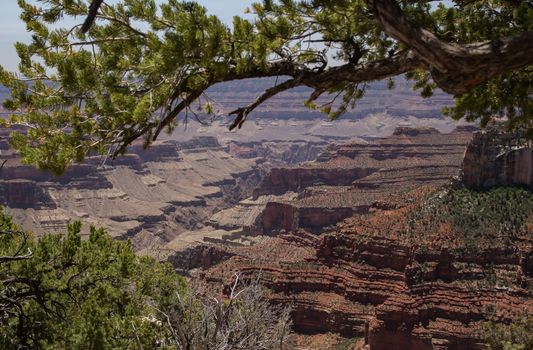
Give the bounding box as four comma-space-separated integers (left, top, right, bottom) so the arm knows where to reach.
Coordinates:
0, 0, 254, 71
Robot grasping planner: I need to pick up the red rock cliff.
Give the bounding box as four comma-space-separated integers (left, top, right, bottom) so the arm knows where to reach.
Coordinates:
201, 186, 533, 349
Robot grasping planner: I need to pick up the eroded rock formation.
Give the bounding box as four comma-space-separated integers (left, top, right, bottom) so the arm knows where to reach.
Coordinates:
0, 129, 330, 255
199, 185, 533, 350
0, 135, 261, 253
462, 128, 533, 189
205, 127, 474, 235
172, 127, 533, 350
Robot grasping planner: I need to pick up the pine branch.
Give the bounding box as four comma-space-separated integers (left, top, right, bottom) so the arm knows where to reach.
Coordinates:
81, 0, 104, 33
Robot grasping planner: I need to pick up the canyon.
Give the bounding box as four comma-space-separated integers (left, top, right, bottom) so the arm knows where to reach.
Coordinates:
0, 130, 328, 255
165, 126, 533, 350
2, 121, 532, 349
2, 78, 531, 349
0, 78, 467, 257
190, 126, 474, 238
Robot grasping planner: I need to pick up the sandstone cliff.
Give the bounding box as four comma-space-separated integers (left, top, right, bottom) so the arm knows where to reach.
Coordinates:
462, 128, 533, 189
199, 185, 533, 350
210, 127, 474, 235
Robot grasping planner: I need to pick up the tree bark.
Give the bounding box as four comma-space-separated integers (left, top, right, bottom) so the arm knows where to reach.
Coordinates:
368, 0, 533, 95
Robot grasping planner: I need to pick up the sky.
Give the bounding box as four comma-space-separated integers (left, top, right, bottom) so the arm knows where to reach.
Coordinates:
0, 0, 254, 72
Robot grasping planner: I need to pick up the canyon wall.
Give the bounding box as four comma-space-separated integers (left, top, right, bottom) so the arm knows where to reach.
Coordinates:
217, 127, 475, 234
462, 128, 533, 189
0, 135, 262, 252
179, 127, 533, 350
200, 185, 533, 350
0, 129, 328, 255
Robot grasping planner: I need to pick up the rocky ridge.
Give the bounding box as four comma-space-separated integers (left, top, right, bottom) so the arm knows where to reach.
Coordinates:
200, 127, 474, 237
167, 127, 533, 350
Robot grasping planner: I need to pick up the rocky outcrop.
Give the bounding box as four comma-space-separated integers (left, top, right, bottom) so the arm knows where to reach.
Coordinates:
168, 244, 235, 274
0, 180, 54, 209
201, 185, 533, 350
254, 167, 378, 198
462, 128, 533, 189
219, 127, 474, 235
260, 202, 368, 233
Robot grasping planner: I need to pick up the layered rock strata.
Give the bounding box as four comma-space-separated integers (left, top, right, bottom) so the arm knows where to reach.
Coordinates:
0, 136, 260, 254
462, 128, 533, 189
206, 127, 474, 234
181, 128, 533, 349
199, 186, 533, 350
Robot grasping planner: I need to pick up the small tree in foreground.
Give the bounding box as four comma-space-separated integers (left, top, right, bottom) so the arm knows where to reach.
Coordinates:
0, 209, 291, 349
0, 0, 531, 173
157, 274, 292, 350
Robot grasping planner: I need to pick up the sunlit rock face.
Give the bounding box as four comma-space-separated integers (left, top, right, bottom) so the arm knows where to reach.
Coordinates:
241, 127, 474, 234
200, 184, 533, 350
462, 128, 533, 189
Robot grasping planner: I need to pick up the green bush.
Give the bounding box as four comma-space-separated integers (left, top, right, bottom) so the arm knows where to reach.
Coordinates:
483, 317, 533, 350
408, 186, 533, 249
0, 209, 291, 349
0, 209, 183, 349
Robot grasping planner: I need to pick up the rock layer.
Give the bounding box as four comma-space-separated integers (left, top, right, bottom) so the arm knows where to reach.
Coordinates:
200, 186, 533, 350
462, 128, 533, 189
0, 135, 260, 254
210, 127, 474, 235
185, 128, 533, 350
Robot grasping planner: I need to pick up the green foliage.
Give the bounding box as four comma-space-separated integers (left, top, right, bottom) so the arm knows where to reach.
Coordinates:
408, 186, 533, 250
0, 210, 292, 349
333, 337, 360, 350
443, 71, 533, 136
0, 0, 531, 172
483, 317, 533, 350
0, 209, 185, 349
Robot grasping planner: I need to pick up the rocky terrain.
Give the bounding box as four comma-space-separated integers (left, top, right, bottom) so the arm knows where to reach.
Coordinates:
462, 127, 533, 189
0, 124, 329, 255
163, 127, 533, 350
198, 184, 533, 350
3, 109, 531, 349
0, 77, 469, 255
0, 116, 473, 261
0, 134, 256, 251
9, 79, 530, 350
190, 126, 475, 239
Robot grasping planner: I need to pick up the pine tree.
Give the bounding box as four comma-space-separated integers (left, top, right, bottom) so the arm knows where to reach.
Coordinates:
0, 0, 531, 173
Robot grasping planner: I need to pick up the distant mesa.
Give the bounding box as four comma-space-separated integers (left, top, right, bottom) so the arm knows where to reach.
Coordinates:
392, 126, 441, 137
452, 125, 479, 133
